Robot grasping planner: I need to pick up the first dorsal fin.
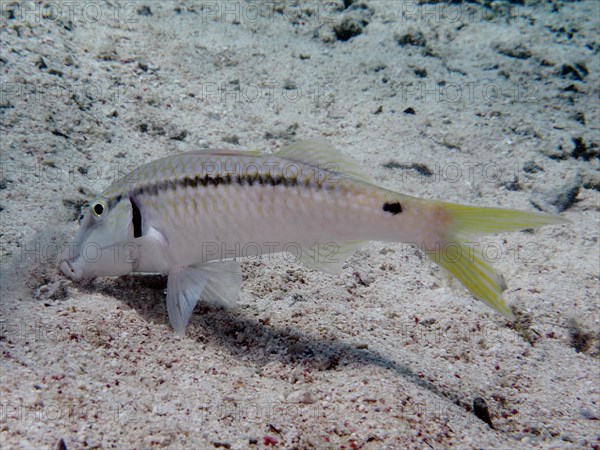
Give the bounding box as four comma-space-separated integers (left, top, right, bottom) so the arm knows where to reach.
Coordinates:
275, 138, 373, 184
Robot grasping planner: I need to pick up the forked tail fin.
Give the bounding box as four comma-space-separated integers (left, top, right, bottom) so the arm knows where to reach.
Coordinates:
425, 203, 569, 320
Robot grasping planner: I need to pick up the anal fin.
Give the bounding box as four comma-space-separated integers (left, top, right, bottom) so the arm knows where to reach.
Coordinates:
298, 240, 364, 275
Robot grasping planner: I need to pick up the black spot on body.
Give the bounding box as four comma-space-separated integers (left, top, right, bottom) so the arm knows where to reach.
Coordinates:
383, 201, 402, 215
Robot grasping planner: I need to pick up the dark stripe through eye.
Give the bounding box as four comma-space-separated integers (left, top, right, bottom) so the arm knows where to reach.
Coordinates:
130, 197, 143, 238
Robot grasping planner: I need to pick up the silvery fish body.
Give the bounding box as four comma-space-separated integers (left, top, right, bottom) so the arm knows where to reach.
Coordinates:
60, 139, 567, 333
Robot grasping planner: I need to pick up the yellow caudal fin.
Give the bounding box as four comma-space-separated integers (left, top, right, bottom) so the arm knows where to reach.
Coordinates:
441, 203, 569, 238
426, 243, 515, 320
426, 203, 570, 320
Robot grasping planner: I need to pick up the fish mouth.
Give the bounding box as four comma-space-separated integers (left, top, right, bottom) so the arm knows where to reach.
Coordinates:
60, 258, 82, 281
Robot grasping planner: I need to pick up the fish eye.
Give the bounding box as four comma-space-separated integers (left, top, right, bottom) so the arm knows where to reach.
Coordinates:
91, 199, 108, 219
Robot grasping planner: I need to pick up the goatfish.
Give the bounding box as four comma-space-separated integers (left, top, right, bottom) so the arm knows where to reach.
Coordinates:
60, 138, 568, 334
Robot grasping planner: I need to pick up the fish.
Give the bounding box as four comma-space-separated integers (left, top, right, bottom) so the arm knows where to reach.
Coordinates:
60, 138, 568, 334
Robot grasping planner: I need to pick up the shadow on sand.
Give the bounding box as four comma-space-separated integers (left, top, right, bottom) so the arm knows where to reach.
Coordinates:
90, 274, 466, 409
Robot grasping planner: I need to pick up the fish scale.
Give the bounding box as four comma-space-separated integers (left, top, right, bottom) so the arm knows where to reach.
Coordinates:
60, 138, 568, 334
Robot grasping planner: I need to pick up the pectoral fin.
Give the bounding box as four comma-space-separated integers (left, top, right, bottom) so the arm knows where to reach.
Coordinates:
167, 266, 208, 334
166, 261, 242, 334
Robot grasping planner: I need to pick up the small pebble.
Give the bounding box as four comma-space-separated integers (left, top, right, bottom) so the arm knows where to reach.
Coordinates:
473, 397, 494, 429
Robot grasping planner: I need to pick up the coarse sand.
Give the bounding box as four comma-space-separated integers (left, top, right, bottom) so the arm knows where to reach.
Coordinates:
1, 1, 599, 449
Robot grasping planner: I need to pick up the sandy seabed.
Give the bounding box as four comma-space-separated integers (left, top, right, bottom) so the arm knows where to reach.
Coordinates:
1, 1, 599, 449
